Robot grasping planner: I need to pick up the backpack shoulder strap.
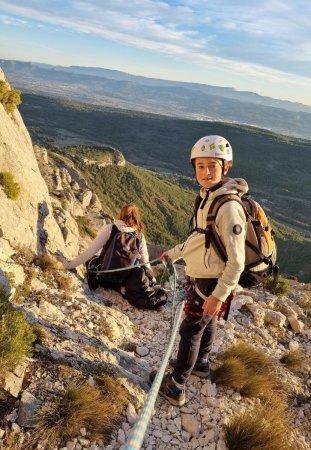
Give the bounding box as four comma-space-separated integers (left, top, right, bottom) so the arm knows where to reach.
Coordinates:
188, 193, 203, 234
98, 224, 119, 258
206, 194, 247, 262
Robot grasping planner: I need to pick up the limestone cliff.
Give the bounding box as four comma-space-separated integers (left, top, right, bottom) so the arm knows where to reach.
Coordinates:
0, 68, 69, 258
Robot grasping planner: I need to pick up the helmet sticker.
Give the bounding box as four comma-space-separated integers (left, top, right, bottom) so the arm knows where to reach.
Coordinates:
209, 143, 215, 150
219, 144, 225, 152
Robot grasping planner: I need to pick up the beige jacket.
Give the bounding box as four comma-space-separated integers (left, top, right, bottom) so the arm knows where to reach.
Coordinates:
168, 178, 248, 302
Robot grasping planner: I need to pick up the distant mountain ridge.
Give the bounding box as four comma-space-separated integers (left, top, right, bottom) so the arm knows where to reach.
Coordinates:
1, 59, 311, 140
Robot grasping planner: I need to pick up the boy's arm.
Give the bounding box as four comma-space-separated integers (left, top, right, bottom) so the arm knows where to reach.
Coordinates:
211, 201, 246, 302
167, 242, 185, 262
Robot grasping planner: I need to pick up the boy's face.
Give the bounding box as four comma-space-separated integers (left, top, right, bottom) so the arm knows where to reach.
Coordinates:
195, 157, 229, 189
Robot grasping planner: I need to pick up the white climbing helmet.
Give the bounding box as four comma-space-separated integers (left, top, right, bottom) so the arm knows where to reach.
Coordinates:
190, 135, 233, 165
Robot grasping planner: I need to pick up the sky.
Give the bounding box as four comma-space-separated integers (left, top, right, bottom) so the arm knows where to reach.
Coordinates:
0, 0, 310, 105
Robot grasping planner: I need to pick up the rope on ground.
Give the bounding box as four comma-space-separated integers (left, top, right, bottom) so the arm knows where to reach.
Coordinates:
124, 258, 186, 450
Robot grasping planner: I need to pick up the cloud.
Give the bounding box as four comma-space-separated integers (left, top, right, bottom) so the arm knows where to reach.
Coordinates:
0, 0, 309, 87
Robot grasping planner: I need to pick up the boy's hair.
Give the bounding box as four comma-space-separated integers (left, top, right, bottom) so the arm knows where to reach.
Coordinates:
119, 204, 144, 234
193, 157, 230, 176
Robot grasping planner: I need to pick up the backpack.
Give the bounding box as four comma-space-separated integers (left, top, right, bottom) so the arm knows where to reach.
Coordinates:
85, 225, 142, 290
190, 193, 278, 288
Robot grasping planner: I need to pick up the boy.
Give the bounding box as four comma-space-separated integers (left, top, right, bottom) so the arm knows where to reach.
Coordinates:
150, 135, 248, 406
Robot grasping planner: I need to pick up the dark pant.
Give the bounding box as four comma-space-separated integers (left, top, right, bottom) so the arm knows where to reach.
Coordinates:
172, 278, 218, 385
99, 266, 166, 310
124, 267, 166, 310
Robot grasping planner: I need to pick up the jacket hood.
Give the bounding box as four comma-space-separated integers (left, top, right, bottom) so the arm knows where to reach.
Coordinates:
200, 178, 248, 199
114, 219, 137, 233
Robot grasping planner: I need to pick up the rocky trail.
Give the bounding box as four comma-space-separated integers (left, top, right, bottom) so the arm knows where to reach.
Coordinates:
2, 259, 310, 450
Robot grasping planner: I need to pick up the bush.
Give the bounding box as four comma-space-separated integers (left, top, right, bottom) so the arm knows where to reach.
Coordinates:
0, 172, 20, 200
264, 276, 290, 297
33, 382, 121, 447
0, 308, 36, 372
0, 80, 22, 113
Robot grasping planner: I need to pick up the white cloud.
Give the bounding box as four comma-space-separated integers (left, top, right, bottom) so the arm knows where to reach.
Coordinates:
0, 0, 309, 91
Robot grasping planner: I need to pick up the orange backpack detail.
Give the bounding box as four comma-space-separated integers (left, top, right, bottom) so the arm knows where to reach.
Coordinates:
191, 193, 278, 288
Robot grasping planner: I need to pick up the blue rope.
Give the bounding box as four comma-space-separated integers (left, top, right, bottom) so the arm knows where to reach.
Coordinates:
124, 258, 186, 450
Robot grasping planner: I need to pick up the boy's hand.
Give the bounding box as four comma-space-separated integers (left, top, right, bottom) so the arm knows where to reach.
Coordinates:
160, 251, 169, 262
202, 294, 222, 316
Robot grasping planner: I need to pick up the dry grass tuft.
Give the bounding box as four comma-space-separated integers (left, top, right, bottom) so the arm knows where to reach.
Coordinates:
240, 374, 276, 399
280, 350, 307, 372
213, 343, 287, 401
33, 382, 121, 447
211, 358, 248, 390
296, 292, 311, 314
35, 254, 62, 272
12, 244, 35, 265
224, 399, 302, 450
53, 270, 74, 291
96, 373, 129, 413
219, 342, 270, 373
98, 319, 116, 341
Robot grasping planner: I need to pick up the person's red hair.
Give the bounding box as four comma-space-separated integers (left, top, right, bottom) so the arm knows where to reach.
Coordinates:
119, 204, 144, 234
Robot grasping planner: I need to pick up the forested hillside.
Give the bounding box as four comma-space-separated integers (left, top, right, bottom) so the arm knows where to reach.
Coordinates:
50, 147, 194, 247
51, 146, 311, 281
20, 93, 311, 241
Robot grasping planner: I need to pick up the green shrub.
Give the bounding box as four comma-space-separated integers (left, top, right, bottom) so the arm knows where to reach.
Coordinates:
33, 382, 121, 447
0, 80, 21, 113
0, 286, 10, 315
0, 172, 20, 200
0, 308, 36, 372
264, 276, 290, 297
76, 215, 97, 239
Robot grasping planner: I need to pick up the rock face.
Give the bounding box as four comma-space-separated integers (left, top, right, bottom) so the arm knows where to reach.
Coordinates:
0, 69, 68, 257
